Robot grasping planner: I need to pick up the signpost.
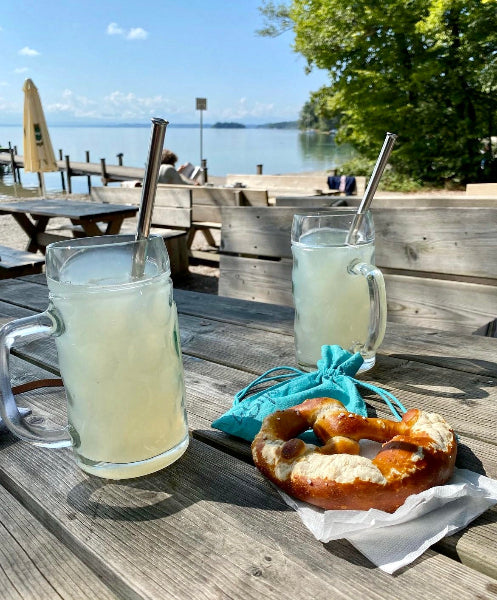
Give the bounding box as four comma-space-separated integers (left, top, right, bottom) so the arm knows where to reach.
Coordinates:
196, 97, 207, 166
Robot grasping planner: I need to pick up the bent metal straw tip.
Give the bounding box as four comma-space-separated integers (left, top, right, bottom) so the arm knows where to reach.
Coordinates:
346, 132, 398, 244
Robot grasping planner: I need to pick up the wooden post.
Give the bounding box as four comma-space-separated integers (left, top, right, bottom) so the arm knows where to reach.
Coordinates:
117, 153, 123, 166
201, 158, 208, 183
8, 142, 17, 183
100, 158, 108, 186
85, 151, 92, 192
58, 149, 66, 192
13, 144, 21, 181
65, 155, 72, 194
256, 164, 263, 175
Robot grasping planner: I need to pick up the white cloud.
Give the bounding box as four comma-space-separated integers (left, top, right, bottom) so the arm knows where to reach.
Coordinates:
0, 81, 297, 123
102, 90, 172, 118
107, 22, 124, 36
44, 88, 174, 120
46, 89, 100, 118
40, 86, 295, 122
18, 46, 40, 57
218, 98, 277, 120
127, 27, 148, 40
14, 67, 29, 73
106, 22, 149, 41
0, 96, 20, 112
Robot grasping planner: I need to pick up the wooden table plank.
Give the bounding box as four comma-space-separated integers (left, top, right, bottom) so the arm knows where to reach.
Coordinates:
5, 351, 497, 583
1, 282, 497, 587
16, 273, 49, 286
0, 358, 119, 599
176, 291, 497, 379
0, 299, 36, 324
3, 298, 497, 452
0, 427, 495, 599
0, 200, 138, 254
2, 279, 497, 378
0, 485, 119, 600
175, 289, 295, 335
0, 279, 50, 312
8, 348, 497, 476
0, 199, 138, 220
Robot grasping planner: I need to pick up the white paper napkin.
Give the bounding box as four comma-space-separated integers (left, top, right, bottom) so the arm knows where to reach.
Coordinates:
279, 468, 497, 573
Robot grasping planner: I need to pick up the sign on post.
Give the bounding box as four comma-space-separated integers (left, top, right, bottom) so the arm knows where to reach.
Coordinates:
195, 98, 207, 164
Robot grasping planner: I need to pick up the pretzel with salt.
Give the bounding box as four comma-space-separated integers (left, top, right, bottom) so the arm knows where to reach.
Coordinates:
251, 397, 457, 513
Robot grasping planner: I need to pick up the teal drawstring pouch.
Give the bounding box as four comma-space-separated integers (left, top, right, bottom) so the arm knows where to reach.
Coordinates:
211, 345, 406, 442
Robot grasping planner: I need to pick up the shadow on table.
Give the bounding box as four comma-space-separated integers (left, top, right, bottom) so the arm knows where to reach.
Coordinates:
366, 354, 497, 407
65, 437, 385, 572
433, 503, 497, 561
323, 537, 438, 573
66, 435, 291, 523
386, 352, 497, 381
455, 440, 486, 475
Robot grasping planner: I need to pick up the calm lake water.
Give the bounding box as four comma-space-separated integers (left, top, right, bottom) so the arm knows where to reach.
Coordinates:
0, 125, 354, 197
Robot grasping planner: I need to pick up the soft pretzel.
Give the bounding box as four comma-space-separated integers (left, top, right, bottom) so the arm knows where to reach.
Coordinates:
251, 397, 457, 513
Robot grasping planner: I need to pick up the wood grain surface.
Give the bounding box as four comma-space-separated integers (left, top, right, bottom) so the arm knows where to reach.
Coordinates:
0, 277, 497, 597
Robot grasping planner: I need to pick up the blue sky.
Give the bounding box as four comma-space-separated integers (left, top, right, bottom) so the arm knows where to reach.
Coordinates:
0, 0, 329, 125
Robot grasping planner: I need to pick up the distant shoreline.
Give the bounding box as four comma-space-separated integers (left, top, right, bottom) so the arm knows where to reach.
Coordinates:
0, 125, 348, 187
0, 122, 311, 131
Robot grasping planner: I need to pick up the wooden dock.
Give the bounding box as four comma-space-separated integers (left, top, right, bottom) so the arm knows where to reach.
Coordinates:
0, 151, 144, 193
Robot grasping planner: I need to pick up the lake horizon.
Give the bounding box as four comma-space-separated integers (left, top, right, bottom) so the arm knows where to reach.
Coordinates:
0, 124, 354, 197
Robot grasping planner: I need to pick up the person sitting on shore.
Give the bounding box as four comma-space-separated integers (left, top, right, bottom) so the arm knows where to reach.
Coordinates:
158, 149, 197, 185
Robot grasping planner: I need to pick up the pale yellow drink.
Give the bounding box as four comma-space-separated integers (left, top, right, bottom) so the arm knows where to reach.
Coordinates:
292, 228, 374, 370
47, 251, 188, 479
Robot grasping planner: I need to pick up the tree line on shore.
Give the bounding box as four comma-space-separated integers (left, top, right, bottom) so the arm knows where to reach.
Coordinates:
259, 0, 497, 188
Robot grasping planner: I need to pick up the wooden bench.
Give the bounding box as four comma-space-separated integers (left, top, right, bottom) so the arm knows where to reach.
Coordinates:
93, 185, 226, 264
156, 184, 269, 262
345, 195, 497, 208
191, 186, 268, 259
90, 186, 191, 275
219, 205, 497, 336
275, 194, 497, 209
274, 195, 348, 208
225, 174, 367, 197
0, 245, 45, 279
466, 183, 497, 196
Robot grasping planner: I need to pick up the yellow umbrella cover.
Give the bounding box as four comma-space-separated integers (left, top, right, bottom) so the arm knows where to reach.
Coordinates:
23, 78, 57, 173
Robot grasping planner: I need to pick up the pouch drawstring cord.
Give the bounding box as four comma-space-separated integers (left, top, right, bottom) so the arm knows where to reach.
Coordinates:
234, 365, 407, 420
234, 367, 305, 405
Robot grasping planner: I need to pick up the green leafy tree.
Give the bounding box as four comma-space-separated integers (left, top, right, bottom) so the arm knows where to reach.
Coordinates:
259, 0, 497, 184
298, 100, 340, 131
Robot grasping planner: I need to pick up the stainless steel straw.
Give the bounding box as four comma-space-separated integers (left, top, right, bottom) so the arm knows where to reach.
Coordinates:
131, 117, 168, 278
346, 132, 397, 245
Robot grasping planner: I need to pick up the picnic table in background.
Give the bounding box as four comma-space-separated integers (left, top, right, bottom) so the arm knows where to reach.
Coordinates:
0, 199, 138, 254
0, 275, 496, 598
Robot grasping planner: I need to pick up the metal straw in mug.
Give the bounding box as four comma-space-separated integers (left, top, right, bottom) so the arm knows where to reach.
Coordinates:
131, 117, 169, 278
346, 132, 398, 246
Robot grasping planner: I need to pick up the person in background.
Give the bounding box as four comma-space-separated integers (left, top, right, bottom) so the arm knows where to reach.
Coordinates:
479, 142, 497, 182
158, 149, 196, 185
327, 171, 357, 196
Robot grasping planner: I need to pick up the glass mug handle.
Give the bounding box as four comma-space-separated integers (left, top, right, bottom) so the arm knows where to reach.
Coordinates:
0, 310, 71, 447
348, 261, 387, 354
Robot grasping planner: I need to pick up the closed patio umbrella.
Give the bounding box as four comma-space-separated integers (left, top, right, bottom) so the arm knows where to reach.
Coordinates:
23, 78, 57, 196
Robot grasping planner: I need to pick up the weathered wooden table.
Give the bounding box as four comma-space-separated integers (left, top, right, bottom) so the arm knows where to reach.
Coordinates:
0, 199, 139, 254
0, 275, 496, 599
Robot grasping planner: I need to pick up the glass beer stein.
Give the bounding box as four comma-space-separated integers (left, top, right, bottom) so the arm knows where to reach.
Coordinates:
0, 235, 189, 479
291, 210, 387, 372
